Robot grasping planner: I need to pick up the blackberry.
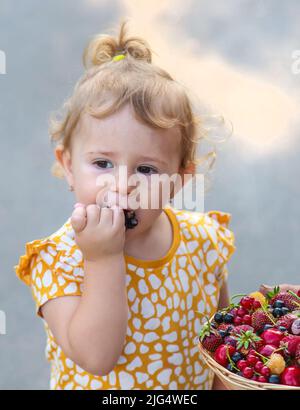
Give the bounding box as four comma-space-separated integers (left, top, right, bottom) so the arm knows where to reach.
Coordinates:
124, 210, 138, 230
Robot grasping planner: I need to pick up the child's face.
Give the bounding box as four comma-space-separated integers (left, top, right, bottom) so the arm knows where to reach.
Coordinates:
56, 103, 184, 235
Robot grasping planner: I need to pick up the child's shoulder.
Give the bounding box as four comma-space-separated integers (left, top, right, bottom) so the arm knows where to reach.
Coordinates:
170, 206, 233, 232
169, 206, 236, 271
14, 217, 78, 286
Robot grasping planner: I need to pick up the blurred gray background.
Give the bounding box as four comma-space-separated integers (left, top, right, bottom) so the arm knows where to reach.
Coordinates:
0, 0, 300, 389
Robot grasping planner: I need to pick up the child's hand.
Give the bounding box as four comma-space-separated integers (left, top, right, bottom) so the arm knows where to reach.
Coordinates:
259, 283, 300, 296
70, 203, 125, 262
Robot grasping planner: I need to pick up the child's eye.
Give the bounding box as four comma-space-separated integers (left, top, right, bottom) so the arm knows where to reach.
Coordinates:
137, 165, 158, 175
93, 160, 114, 169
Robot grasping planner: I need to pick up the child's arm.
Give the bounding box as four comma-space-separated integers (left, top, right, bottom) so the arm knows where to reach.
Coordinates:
41, 204, 128, 376
211, 275, 230, 390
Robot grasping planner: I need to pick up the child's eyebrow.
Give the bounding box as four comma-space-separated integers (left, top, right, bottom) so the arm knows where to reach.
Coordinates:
86, 151, 168, 167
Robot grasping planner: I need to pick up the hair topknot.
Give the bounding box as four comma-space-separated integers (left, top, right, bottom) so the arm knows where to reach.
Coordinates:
82, 19, 153, 69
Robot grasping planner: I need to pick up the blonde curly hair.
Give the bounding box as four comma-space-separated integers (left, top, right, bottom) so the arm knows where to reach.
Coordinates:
49, 19, 219, 180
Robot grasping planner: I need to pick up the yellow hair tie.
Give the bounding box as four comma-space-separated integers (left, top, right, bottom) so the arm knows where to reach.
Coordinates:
113, 54, 125, 62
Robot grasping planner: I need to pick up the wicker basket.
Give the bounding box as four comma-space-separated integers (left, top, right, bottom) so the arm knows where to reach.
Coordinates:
198, 342, 300, 390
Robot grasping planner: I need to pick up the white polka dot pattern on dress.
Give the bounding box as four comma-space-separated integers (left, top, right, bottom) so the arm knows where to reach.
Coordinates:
14, 206, 236, 390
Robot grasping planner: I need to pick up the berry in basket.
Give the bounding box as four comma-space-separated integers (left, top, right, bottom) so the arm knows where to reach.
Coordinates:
198, 287, 300, 387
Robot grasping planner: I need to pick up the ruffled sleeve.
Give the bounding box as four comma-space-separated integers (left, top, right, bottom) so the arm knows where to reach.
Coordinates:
201, 210, 236, 286
14, 237, 83, 319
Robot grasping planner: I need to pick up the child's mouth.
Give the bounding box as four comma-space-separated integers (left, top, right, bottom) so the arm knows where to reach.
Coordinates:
123, 209, 138, 230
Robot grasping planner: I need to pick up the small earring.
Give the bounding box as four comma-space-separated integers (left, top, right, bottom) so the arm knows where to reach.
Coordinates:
68, 185, 74, 192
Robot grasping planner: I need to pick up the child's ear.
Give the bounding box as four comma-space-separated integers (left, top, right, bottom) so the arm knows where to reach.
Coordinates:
54, 144, 74, 187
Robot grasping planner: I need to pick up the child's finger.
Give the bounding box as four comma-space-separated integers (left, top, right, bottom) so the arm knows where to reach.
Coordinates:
71, 204, 87, 233
111, 205, 125, 230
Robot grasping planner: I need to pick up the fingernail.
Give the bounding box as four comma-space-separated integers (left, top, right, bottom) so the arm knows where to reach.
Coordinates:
74, 203, 84, 208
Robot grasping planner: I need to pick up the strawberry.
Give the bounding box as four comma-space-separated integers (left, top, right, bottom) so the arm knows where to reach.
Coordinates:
199, 321, 223, 352
251, 309, 274, 331
267, 287, 300, 310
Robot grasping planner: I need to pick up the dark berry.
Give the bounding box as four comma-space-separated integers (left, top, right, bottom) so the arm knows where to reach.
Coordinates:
224, 313, 234, 323
231, 352, 243, 363
214, 312, 224, 324
273, 300, 285, 308
269, 375, 280, 384
278, 326, 287, 333
272, 308, 284, 318
226, 364, 236, 373
218, 330, 227, 338
281, 307, 289, 315
263, 324, 273, 331
124, 210, 138, 229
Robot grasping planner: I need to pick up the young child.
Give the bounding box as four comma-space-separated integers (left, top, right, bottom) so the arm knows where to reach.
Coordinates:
14, 21, 236, 390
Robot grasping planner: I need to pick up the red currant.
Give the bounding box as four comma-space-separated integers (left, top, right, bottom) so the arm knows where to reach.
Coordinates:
254, 361, 264, 372
233, 316, 243, 326
253, 300, 261, 309
243, 314, 252, 325
242, 366, 254, 379
237, 359, 248, 371
261, 366, 270, 377
237, 307, 248, 317
257, 375, 267, 383
247, 354, 258, 366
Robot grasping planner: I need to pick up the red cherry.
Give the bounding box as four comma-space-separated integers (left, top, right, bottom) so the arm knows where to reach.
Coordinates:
247, 354, 258, 366
251, 375, 258, 381
297, 290, 300, 297
280, 366, 300, 387
258, 375, 267, 383
243, 314, 252, 325
261, 366, 271, 377
214, 344, 236, 367
233, 316, 243, 326
237, 307, 248, 317
237, 359, 248, 371
261, 329, 284, 347
254, 361, 264, 372
242, 366, 254, 379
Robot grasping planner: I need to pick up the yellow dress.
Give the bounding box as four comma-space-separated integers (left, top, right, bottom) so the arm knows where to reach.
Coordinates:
14, 205, 236, 390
